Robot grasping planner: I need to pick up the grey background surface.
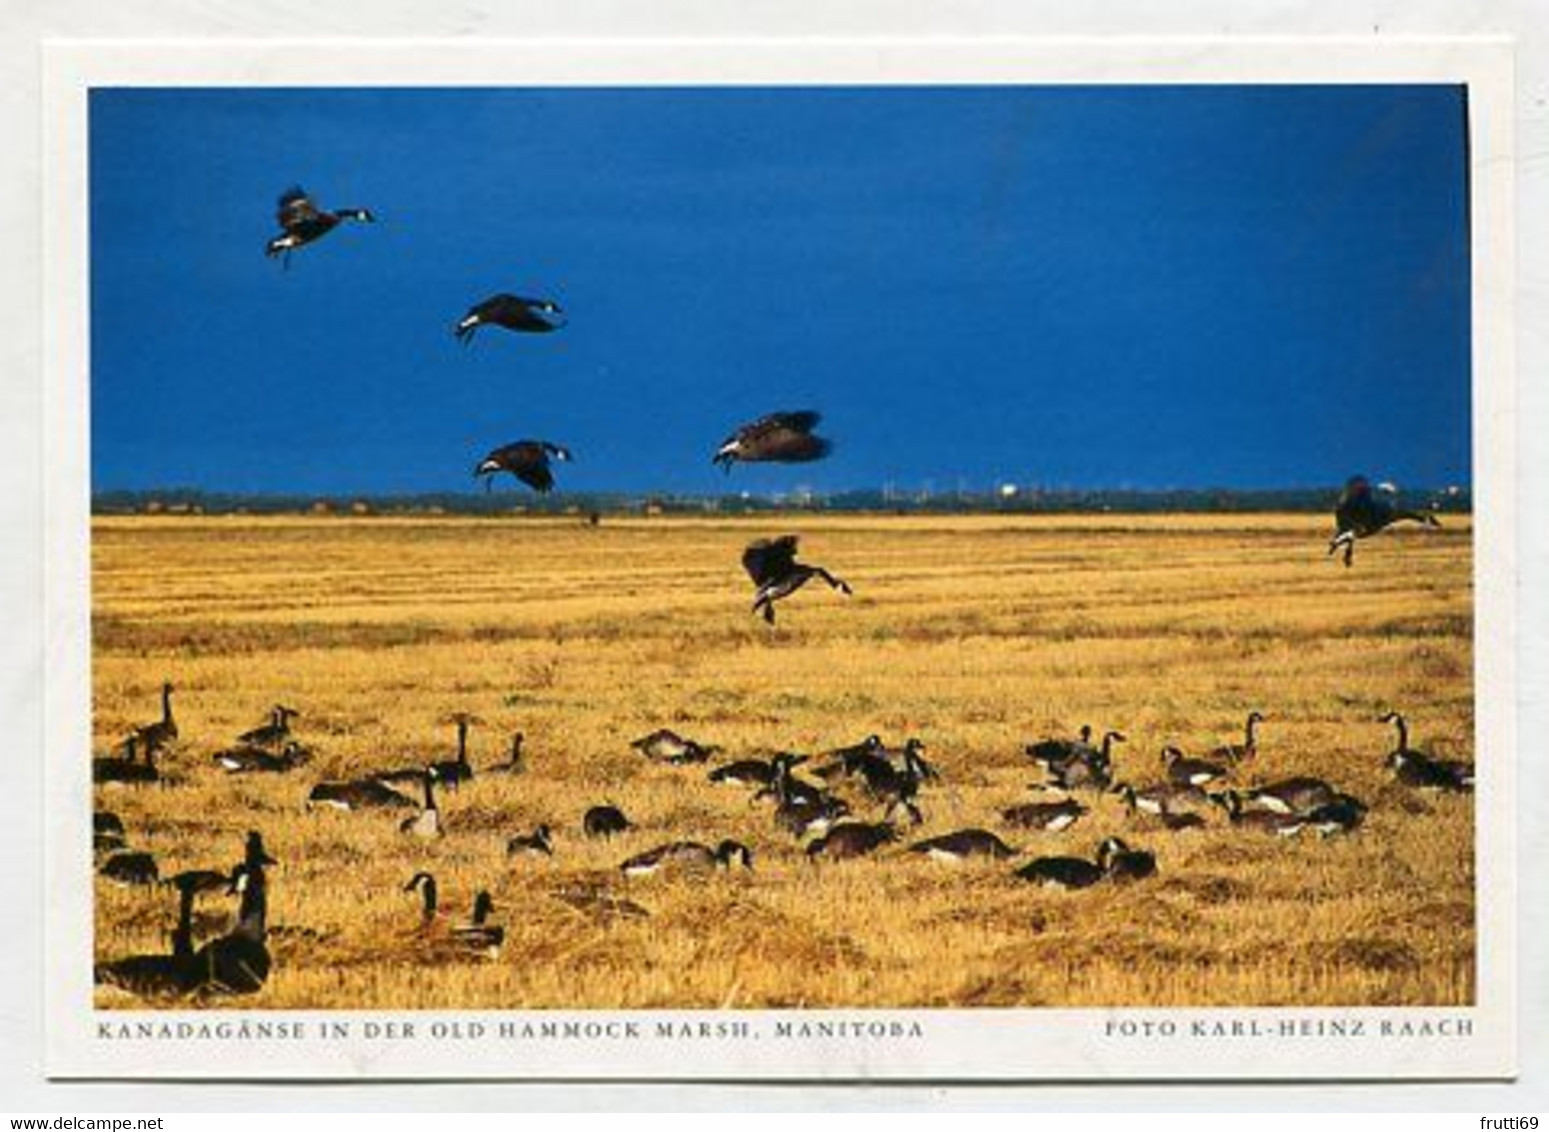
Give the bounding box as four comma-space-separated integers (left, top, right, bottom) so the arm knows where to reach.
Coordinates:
2, 0, 1544, 1111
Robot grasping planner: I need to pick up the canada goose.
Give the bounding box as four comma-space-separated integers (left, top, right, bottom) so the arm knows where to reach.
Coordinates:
1211, 711, 1264, 763
713, 410, 832, 472
243, 830, 278, 869
162, 867, 235, 898
805, 821, 898, 861
853, 746, 930, 826
134, 682, 178, 753
307, 777, 416, 812
430, 714, 477, 788
454, 293, 566, 343
404, 871, 442, 927
237, 704, 299, 748
879, 737, 939, 780
95, 871, 207, 999
486, 732, 527, 775
473, 440, 572, 494
1097, 836, 1157, 882
620, 840, 753, 877
742, 536, 852, 625
1015, 852, 1105, 890
773, 791, 851, 839
1000, 796, 1086, 832
810, 734, 884, 780
909, 828, 1017, 862
95, 811, 125, 837
1306, 794, 1369, 836
506, 824, 554, 858
1110, 781, 1215, 819
95, 829, 128, 853
1328, 476, 1441, 566
1241, 776, 1341, 816
99, 851, 159, 886
264, 186, 374, 266
450, 892, 506, 957
709, 752, 809, 789
1212, 790, 1307, 836
93, 734, 159, 786
94, 811, 127, 852
753, 753, 827, 807
1161, 746, 1230, 789
631, 728, 717, 765
192, 861, 271, 995
1381, 712, 1473, 791
552, 886, 650, 922
399, 768, 443, 838
1025, 724, 1095, 771
1046, 731, 1123, 792
1157, 811, 1208, 831
212, 740, 309, 774
583, 804, 633, 839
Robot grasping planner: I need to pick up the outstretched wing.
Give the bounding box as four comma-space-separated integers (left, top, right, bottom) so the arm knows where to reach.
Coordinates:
742, 536, 799, 586
276, 186, 320, 230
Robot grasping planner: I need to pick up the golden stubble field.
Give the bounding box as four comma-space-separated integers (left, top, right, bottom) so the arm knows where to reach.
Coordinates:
90, 512, 1475, 1009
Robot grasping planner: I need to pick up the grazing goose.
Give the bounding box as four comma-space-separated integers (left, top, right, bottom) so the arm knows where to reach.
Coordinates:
810, 734, 884, 781
1045, 731, 1123, 792
192, 861, 271, 996
742, 535, 852, 625
506, 824, 554, 859
1097, 836, 1157, 882
1156, 811, 1208, 831
631, 728, 717, 765
1381, 712, 1473, 791
709, 752, 808, 789
1241, 776, 1341, 816
1161, 746, 1230, 789
1328, 476, 1441, 567
773, 791, 851, 839
1025, 724, 1095, 771
450, 892, 506, 957
430, 714, 478, 788
99, 850, 159, 886
1211, 711, 1264, 763
583, 804, 633, 839
855, 744, 931, 825
713, 410, 832, 472
93, 734, 159, 786
1212, 791, 1307, 836
908, 828, 1017, 862
264, 186, 374, 266
1110, 781, 1215, 819
1015, 851, 1106, 890
1000, 796, 1086, 832
473, 440, 572, 494
94, 871, 206, 999
486, 732, 527, 775
1305, 794, 1369, 836
307, 776, 416, 812
454, 293, 566, 343
212, 740, 310, 774
237, 705, 299, 748
399, 768, 443, 838
805, 821, 898, 861
753, 753, 827, 806
620, 840, 753, 878
134, 682, 179, 754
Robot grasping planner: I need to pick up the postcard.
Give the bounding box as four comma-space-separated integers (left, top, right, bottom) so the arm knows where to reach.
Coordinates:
43, 36, 1515, 1079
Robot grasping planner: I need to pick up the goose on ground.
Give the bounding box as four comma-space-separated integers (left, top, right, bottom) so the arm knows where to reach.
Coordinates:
430, 714, 478, 788
583, 804, 633, 839
450, 892, 505, 957
399, 768, 443, 838
99, 851, 159, 886
1211, 711, 1264, 763
1025, 724, 1094, 772
620, 840, 753, 877
1000, 796, 1086, 832
805, 822, 898, 861
1381, 711, 1473, 791
774, 792, 851, 839
134, 682, 179, 754
1241, 776, 1341, 816
506, 824, 554, 859
631, 728, 717, 765
93, 734, 159, 786
404, 872, 442, 928
810, 734, 884, 780
854, 743, 933, 824
1045, 731, 1123, 792
307, 777, 416, 812
473, 440, 572, 494
1328, 476, 1441, 567
94, 811, 127, 853
1305, 794, 1369, 836
192, 860, 271, 996
908, 828, 1017, 862
1015, 852, 1106, 890
94, 871, 207, 999
713, 410, 832, 472
709, 752, 809, 789
162, 867, 235, 899
1097, 836, 1157, 882
1157, 811, 1208, 831
454, 293, 566, 343
265, 186, 374, 266
212, 740, 309, 774
1212, 791, 1307, 836
742, 535, 852, 625
1161, 746, 1230, 789
753, 754, 827, 808
486, 732, 527, 775
1110, 781, 1215, 819
552, 886, 650, 922
237, 705, 299, 748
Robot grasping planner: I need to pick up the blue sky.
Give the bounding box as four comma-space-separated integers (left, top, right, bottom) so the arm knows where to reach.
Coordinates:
90, 85, 1470, 495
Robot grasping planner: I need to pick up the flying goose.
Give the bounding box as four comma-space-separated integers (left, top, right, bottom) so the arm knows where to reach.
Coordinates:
619, 840, 753, 877
1097, 836, 1157, 882
1381, 711, 1473, 791
399, 768, 443, 838
1328, 476, 1441, 567
1000, 796, 1086, 832
1211, 711, 1264, 763
742, 535, 852, 625
712, 410, 832, 472
582, 804, 633, 839
1161, 746, 1230, 789
192, 860, 271, 996
237, 705, 300, 749
805, 821, 898, 861
631, 728, 717, 765
908, 828, 1017, 862
473, 440, 572, 494
307, 776, 416, 812
264, 186, 374, 266
506, 824, 554, 859
454, 293, 566, 343
94, 871, 207, 999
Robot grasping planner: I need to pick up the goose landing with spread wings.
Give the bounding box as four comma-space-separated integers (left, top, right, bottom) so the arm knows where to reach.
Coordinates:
713, 411, 832, 472
742, 536, 852, 625
474, 440, 572, 494
1328, 476, 1441, 567
264, 186, 374, 267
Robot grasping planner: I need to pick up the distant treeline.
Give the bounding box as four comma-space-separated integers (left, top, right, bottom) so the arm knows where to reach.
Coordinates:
91, 485, 1473, 517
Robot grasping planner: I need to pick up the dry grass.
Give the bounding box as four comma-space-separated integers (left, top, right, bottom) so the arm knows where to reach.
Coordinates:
90, 512, 1474, 1008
